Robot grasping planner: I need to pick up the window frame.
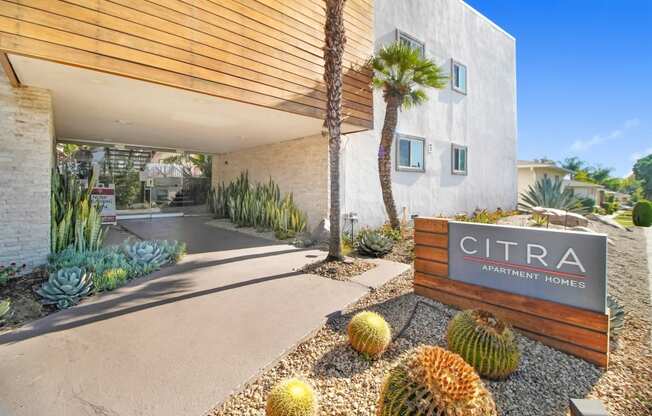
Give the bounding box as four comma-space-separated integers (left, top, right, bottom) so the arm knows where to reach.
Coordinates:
395, 134, 426, 173
451, 143, 468, 175
451, 60, 468, 95
396, 29, 426, 58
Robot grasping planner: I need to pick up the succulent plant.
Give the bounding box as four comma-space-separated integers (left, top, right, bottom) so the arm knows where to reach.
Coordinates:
347, 311, 392, 358
123, 240, 171, 268
447, 309, 520, 380
266, 378, 317, 416
0, 299, 11, 321
37, 267, 93, 309
356, 230, 394, 257
94, 268, 129, 292
608, 295, 625, 338
377, 346, 497, 416
160, 240, 187, 262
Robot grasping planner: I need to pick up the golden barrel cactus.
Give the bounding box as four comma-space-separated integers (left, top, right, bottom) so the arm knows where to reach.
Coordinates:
447, 310, 520, 379
377, 346, 497, 416
266, 378, 317, 416
347, 311, 392, 358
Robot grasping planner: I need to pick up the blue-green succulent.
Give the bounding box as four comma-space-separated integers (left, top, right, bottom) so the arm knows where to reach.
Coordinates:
37, 267, 93, 309
123, 240, 171, 268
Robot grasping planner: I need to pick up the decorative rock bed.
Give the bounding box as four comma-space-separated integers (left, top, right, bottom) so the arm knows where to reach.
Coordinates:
210, 220, 651, 416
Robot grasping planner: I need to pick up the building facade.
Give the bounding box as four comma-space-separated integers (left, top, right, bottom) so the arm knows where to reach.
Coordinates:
0, 0, 517, 267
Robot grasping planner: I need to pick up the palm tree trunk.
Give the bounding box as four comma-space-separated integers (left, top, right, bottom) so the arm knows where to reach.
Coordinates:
324, 0, 347, 261
379, 95, 401, 229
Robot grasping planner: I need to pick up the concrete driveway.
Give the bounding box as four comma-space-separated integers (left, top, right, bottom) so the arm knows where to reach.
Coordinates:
0, 216, 407, 416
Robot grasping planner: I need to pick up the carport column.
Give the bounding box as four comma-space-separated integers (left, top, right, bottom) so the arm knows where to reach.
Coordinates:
0, 76, 55, 269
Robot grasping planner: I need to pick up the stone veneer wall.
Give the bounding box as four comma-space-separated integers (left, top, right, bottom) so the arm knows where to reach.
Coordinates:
212, 135, 328, 230
0, 76, 54, 269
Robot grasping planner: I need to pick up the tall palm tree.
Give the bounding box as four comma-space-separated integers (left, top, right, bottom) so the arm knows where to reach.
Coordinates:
370, 42, 447, 229
323, 0, 347, 261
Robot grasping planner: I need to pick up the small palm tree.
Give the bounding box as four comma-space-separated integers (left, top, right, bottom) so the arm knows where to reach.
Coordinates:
519, 177, 589, 214
371, 42, 448, 229
323, 0, 347, 261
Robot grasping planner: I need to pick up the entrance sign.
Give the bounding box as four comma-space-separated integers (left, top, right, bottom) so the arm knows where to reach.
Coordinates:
91, 186, 117, 225
449, 222, 607, 313
413, 218, 610, 367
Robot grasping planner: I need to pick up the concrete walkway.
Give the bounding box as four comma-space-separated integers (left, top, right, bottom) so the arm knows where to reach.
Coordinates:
0, 217, 408, 416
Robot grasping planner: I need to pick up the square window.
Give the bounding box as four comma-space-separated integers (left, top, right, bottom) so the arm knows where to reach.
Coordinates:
397, 29, 425, 58
396, 134, 425, 172
451, 144, 468, 175
452, 60, 467, 94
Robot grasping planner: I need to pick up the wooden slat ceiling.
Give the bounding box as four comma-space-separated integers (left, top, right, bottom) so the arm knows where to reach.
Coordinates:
0, 0, 374, 128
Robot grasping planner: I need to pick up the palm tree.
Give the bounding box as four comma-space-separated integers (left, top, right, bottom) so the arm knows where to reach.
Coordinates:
370, 42, 447, 229
323, 0, 347, 261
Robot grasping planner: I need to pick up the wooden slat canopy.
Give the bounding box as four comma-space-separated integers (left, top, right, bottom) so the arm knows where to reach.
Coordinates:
0, 0, 374, 128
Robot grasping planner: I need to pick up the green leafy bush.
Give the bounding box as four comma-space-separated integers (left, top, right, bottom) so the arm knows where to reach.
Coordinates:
347, 311, 392, 358
455, 209, 518, 224
37, 267, 93, 309
632, 200, 652, 227
377, 346, 497, 416
0, 262, 26, 286
447, 310, 520, 379
209, 172, 307, 239
266, 378, 317, 416
519, 177, 589, 214
51, 167, 105, 253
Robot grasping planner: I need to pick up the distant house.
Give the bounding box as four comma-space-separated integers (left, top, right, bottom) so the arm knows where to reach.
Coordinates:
564, 180, 606, 205
517, 160, 573, 201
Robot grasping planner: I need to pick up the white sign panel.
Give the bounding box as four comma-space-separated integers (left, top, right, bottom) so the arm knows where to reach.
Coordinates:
91, 186, 117, 225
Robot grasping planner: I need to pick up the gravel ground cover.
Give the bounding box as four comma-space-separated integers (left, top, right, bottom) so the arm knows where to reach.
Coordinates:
0, 268, 51, 333
301, 259, 376, 281
211, 219, 651, 416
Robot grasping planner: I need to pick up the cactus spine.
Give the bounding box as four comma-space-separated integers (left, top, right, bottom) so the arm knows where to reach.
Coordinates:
447, 310, 520, 379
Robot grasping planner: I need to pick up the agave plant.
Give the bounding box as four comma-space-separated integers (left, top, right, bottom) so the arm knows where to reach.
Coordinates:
357, 230, 394, 257
37, 267, 93, 309
123, 240, 171, 269
519, 177, 589, 214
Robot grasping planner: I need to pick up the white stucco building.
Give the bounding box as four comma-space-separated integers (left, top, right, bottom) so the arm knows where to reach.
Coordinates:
342, 0, 518, 226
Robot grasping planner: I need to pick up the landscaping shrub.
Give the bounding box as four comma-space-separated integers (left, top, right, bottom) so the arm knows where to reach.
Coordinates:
377, 345, 497, 416
51, 167, 105, 253
608, 295, 625, 338
94, 268, 129, 292
632, 200, 652, 227
266, 378, 317, 416
0, 262, 26, 286
37, 267, 93, 309
454, 209, 518, 224
447, 310, 520, 379
347, 311, 392, 358
519, 177, 589, 214
579, 197, 596, 212
209, 172, 307, 239
355, 229, 394, 257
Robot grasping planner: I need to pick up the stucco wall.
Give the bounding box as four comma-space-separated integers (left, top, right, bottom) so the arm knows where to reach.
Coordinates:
0, 77, 54, 269
212, 135, 328, 229
341, 0, 518, 227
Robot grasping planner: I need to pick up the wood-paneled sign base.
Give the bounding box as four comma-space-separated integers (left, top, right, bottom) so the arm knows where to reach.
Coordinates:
413, 217, 610, 367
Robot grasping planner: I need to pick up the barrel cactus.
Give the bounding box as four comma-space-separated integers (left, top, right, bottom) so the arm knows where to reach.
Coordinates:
357, 230, 394, 257
347, 311, 392, 358
447, 310, 520, 379
377, 346, 497, 416
266, 378, 317, 416
37, 267, 93, 309
123, 240, 171, 268
0, 299, 11, 321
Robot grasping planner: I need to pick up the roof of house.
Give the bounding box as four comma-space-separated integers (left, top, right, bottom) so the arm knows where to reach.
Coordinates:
517, 160, 573, 174
565, 180, 605, 189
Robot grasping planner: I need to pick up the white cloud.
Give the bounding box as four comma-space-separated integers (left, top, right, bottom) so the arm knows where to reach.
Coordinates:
630, 146, 652, 161
570, 118, 640, 152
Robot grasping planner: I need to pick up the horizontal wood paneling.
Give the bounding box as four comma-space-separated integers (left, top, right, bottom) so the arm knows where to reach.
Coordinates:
413, 217, 610, 367
0, 0, 373, 127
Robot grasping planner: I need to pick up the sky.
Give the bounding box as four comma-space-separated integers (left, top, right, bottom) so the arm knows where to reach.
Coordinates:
464, 0, 652, 177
